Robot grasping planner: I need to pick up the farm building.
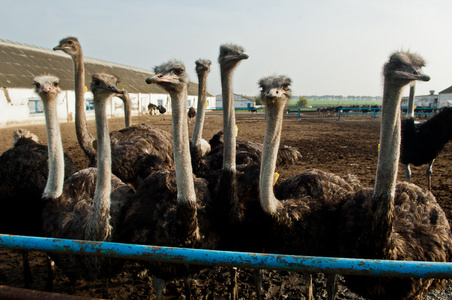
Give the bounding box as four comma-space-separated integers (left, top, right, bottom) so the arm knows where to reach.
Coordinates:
215, 93, 255, 109
439, 85, 452, 107
401, 90, 439, 108
0, 39, 215, 127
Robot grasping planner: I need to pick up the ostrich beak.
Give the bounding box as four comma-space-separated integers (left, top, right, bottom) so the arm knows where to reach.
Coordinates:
146, 74, 174, 84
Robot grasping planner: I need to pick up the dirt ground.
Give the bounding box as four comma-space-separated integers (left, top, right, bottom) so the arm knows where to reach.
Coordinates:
1, 111, 452, 299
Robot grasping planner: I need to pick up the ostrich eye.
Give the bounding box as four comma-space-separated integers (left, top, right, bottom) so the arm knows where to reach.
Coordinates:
34, 82, 41, 88
174, 69, 183, 76
282, 85, 289, 91
53, 82, 59, 87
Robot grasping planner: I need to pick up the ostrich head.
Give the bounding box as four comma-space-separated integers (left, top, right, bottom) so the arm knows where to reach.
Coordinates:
259, 75, 292, 108
33, 75, 61, 101
90, 73, 123, 99
218, 44, 249, 70
145, 60, 189, 93
383, 51, 430, 86
53, 37, 81, 56
195, 59, 212, 75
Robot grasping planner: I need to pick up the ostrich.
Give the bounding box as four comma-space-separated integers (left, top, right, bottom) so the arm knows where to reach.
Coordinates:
54, 37, 174, 189
190, 59, 212, 172
0, 104, 78, 289
53, 37, 96, 166
257, 75, 356, 299
148, 103, 157, 115
338, 51, 452, 299
40, 73, 134, 295
401, 85, 452, 190
120, 61, 219, 299
188, 106, 196, 122
157, 104, 167, 120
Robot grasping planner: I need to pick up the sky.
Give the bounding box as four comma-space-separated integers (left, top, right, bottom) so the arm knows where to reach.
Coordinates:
1, 0, 452, 98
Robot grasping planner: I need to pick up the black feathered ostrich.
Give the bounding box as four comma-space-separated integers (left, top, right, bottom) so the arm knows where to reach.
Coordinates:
257, 75, 357, 299
119, 61, 219, 299
338, 51, 452, 299
54, 37, 174, 188
0, 86, 78, 289
40, 73, 134, 297
188, 106, 196, 122
401, 85, 452, 190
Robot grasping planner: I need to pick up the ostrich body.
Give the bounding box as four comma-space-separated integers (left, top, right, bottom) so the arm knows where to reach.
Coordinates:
120, 61, 219, 299
54, 37, 174, 189
338, 51, 452, 299
148, 102, 157, 115
188, 106, 196, 121
41, 73, 134, 284
401, 105, 452, 190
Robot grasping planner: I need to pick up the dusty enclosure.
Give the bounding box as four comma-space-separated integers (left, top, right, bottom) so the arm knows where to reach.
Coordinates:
1, 112, 451, 299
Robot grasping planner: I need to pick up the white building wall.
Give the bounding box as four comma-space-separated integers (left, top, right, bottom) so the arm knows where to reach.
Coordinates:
439, 93, 452, 107
215, 94, 254, 109
0, 87, 212, 126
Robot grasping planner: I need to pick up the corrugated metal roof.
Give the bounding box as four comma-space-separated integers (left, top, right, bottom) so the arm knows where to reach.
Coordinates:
0, 39, 204, 96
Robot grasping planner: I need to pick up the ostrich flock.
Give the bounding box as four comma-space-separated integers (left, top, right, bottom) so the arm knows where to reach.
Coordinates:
0, 36, 451, 300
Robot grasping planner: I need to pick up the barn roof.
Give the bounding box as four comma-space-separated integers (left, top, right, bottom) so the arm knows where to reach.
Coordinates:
0, 39, 207, 96
439, 85, 452, 94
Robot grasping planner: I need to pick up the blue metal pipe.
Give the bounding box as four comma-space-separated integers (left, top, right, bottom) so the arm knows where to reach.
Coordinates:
1, 234, 452, 279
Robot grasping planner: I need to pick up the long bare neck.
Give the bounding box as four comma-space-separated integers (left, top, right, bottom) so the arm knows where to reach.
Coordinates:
123, 94, 132, 127
85, 94, 112, 241
221, 66, 236, 172
370, 80, 405, 254
406, 83, 416, 119
43, 96, 65, 199
259, 101, 284, 214
374, 81, 404, 198
171, 87, 197, 205
72, 51, 96, 165
191, 72, 208, 148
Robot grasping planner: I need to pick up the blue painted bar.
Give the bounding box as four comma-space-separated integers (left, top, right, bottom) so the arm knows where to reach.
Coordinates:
1, 234, 452, 279
338, 107, 440, 120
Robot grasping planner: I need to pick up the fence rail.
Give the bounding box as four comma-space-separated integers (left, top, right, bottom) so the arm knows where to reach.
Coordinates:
338, 107, 441, 120
1, 234, 452, 279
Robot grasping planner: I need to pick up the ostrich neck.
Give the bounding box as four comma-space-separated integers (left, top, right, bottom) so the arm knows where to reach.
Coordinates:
121, 94, 132, 127
370, 80, 405, 254
85, 93, 112, 241
191, 72, 208, 148
42, 96, 65, 199
259, 101, 284, 214
374, 81, 404, 198
406, 83, 416, 119
72, 52, 96, 165
221, 66, 236, 171
171, 87, 197, 205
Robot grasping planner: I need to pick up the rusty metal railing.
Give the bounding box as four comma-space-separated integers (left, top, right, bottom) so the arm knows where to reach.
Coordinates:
1, 234, 452, 279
